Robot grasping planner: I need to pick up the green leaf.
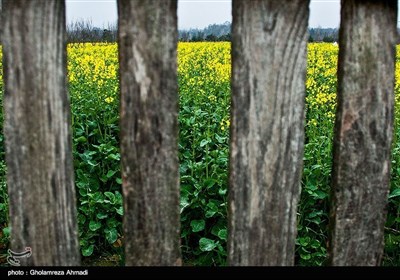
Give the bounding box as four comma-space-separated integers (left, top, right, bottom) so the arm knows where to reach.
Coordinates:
89, 220, 101, 231
116, 178, 122, 184
106, 170, 117, 178
100, 175, 108, 183
300, 253, 311, 260
215, 134, 225, 143
190, 219, 205, 233
217, 229, 227, 241
205, 209, 217, 218
306, 184, 317, 191
92, 192, 104, 203
96, 213, 108, 219
107, 153, 120, 161
87, 160, 98, 167
80, 200, 89, 205
76, 136, 87, 143
78, 214, 86, 224
307, 210, 323, 219
199, 238, 217, 252
310, 240, 321, 249
82, 245, 94, 257
205, 200, 219, 218
313, 190, 328, 199
299, 237, 310, 246
218, 188, 227, 196
79, 188, 88, 197
389, 188, 400, 198
2, 227, 10, 237
104, 192, 115, 203
105, 228, 118, 244
116, 207, 123, 216
204, 179, 216, 189
107, 218, 119, 228
211, 222, 224, 236
180, 198, 190, 214
115, 191, 123, 203
200, 139, 209, 147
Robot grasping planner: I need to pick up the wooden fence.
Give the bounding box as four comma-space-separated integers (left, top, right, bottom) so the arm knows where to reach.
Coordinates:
0, 0, 397, 266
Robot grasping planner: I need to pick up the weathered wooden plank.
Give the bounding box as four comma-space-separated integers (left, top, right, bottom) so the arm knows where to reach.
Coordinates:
228, 0, 310, 266
118, 0, 181, 266
329, 0, 397, 266
2, 0, 80, 265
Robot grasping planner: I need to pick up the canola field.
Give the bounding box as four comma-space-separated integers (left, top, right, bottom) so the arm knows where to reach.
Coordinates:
0, 42, 400, 266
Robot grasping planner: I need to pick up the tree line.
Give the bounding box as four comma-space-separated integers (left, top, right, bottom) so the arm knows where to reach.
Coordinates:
66, 19, 400, 44
66, 19, 341, 43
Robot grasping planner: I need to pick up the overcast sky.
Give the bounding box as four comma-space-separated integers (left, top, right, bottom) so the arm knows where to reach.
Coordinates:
65, 0, 398, 30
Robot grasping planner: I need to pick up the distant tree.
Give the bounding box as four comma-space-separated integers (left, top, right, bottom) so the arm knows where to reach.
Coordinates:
397, 28, 400, 44
218, 33, 231, 41
67, 19, 117, 43
180, 30, 190, 42
178, 22, 231, 42
323, 36, 335, 42
191, 31, 205, 42
205, 34, 217, 41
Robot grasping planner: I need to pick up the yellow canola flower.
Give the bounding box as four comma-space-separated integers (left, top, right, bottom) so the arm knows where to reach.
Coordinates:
105, 97, 114, 104
208, 95, 217, 102
220, 118, 230, 131
178, 42, 231, 85
4, 42, 400, 132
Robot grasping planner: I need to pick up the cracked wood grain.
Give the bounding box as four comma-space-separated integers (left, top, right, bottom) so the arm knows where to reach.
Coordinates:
2, 0, 80, 266
228, 0, 310, 266
118, 0, 181, 266
329, 0, 397, 266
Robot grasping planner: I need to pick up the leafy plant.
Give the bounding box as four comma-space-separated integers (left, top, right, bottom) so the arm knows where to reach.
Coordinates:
178, 42, 230, 266
68, 43, 123, 260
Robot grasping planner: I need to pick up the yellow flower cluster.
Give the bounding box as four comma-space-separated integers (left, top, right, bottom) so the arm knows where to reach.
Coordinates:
3, 42, 400, 124
306, 43, 339, 127
178, 42, 231, 93
220, 119, 230, 131
0, 46, 3, 91
395, 47, 400, 115
67, 43, 119, 105
67, 43, 118, 84
105, 97, 114, 104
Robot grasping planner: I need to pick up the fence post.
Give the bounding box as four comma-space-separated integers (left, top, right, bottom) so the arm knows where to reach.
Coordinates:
2, 0, 80, 265
118, 0, 181, 265
228, 0, 310, 265
329, 0, 398, 266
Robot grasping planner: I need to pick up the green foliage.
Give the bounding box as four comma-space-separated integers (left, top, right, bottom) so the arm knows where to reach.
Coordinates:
383, 50, 400, 265
295, 44, 338, 265
68, 44, 123, 260
178, 43, 231, 266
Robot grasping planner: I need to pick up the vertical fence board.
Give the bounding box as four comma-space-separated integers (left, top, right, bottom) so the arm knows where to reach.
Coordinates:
2, 0, 80, 265
228, 0, 310, 265
118, 0, 181, 266
329, 0, 397, 266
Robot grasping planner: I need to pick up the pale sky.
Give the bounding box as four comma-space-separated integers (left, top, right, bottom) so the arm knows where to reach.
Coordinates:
65, 0, 399, 30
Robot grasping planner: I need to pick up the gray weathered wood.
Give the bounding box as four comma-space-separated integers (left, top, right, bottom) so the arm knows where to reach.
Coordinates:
329, 0, 397, 266
2, 0, 80, 265
0, 0, 2, 43
228, 0, 309, 266
118, 0, 181, 266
